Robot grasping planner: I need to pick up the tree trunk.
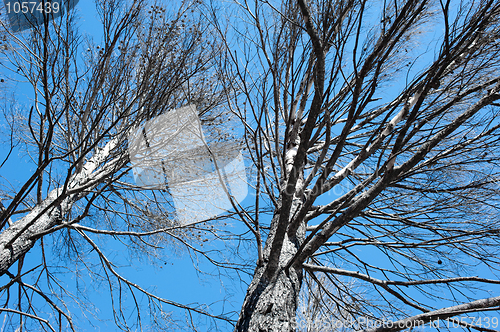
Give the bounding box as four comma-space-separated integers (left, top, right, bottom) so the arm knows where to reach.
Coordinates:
0, 188, 72, 276
0, 139, 119, 276
235, 197, 306, 331
235, 264, 303, 331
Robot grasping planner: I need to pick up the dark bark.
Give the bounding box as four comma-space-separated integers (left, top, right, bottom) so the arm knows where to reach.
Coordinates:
235, 195, 306, 332
235, 263, 303, 332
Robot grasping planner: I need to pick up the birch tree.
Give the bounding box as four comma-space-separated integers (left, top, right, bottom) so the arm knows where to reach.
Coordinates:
0, 0, 235, 330
212, 0, 500, 330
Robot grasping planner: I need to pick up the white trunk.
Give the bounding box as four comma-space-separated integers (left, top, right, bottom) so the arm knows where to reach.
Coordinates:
0, 138, 119, 276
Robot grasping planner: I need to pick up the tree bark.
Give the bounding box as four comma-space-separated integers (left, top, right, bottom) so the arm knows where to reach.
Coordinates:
235, 263, 303, 331
235, 196, 306, 332
0, 188, 72, 276
0, 138, 119, 276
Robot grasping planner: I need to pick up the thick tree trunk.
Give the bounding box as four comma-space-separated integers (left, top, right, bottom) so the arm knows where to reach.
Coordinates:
0, 139, 119, 276
0, 188, 72, 276
235, 195, 306, 332
235, 255, 303, 331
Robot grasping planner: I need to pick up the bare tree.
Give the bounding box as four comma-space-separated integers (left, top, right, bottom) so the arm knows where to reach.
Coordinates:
0, 0, 238, 330
2, 0, 500, 331
209, 0, 500, 330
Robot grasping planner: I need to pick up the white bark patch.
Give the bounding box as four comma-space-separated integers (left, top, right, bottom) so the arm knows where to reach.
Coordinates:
382, 92, 421, 136
285, 146, 298, 173
0, 136, 121, 275
76, 137, 119, 184
387, 154, 396, 170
